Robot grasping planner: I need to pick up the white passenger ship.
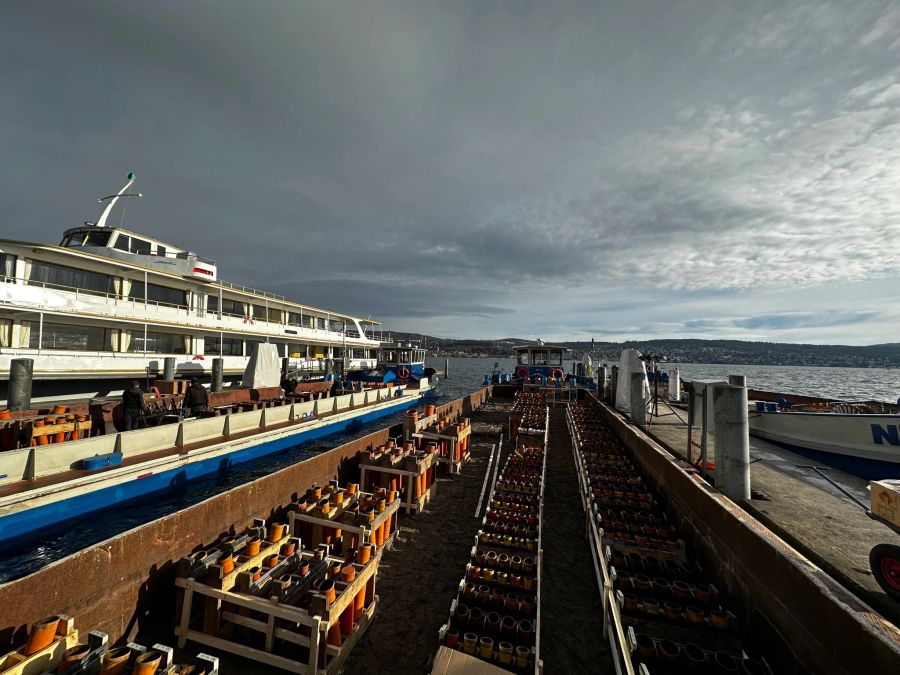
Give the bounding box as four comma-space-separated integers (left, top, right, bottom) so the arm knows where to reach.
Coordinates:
0, 174, 381, 403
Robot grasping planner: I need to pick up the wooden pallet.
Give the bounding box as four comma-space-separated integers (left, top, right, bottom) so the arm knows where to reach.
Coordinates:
176, 545, 383, 674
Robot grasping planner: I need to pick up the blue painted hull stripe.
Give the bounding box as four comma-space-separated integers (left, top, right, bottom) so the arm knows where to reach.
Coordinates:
0, 395, 424, 544
763, 438, 900, 480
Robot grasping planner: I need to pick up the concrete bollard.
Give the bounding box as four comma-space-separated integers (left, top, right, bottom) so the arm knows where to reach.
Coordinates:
728, 374, 747, 387
668, 368, 681, 402
713, 383, 751, 501
8, 358, 33, 411
630, 372, 647, 426
610, 366, 619, 404
211, 358, 224, 393
163, 357, 176, 381
598, 365, 609, 400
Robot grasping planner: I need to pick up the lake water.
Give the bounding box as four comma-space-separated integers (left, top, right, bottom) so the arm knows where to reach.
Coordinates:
430, 357, 900, 403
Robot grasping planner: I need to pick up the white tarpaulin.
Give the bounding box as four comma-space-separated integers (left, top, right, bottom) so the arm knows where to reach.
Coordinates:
243, 343, 281, 389
614, 348, 649, 415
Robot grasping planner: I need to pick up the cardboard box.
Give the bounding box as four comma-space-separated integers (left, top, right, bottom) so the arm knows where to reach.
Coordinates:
870, 479, 900, 529
431, 646, 516, 675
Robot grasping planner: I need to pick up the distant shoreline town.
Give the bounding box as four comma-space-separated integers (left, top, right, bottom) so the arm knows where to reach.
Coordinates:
387, 334, 900, 369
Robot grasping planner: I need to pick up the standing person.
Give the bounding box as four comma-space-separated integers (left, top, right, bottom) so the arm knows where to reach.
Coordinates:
122, 380, 149, 431
184, 377, 209, 417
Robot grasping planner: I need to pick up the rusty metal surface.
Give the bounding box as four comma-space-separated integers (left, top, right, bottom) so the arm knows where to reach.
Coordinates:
591, 397, 900, 675
0, 387, 490, 653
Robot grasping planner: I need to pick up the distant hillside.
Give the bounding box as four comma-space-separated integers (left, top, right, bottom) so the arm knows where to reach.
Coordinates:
382, 332, 900, 368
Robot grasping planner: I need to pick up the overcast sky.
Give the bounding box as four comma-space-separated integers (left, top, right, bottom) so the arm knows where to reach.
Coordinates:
2, 1, 899, 344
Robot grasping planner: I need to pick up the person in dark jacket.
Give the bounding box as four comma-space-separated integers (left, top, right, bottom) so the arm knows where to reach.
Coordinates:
184, 377, 209, 417
122, 380, 149, 431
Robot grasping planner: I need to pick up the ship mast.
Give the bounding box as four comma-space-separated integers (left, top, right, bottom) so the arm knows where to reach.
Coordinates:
95, 172, 142, 228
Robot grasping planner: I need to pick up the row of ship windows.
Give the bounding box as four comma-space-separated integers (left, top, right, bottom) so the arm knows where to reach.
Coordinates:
0, 321, 372, 358
0, 255, 347, 330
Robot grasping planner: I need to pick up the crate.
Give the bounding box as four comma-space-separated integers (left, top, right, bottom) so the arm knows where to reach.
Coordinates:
176, 543, 383, 674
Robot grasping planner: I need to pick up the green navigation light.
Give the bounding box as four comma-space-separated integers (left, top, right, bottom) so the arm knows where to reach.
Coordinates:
127, 172, 136, 180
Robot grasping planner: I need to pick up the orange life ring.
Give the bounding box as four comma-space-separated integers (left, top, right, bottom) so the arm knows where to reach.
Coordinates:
515, 366, 529, 379
551, 368, 564, 380
398, 367, 410, 379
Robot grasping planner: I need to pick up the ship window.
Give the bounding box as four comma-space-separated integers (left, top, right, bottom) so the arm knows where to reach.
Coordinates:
131, 238, 151, 255
1, 254, 16, 281
156, 245, 166, 257
549, 351, 563, 366
27, 321, 107, 351
129, 281, 187, 308
220, 298, 245, 317
205, 336, 243, 356
244, 340, 261, 357
128, 331, 191, 354
252, 304, 268, 321
207, 296, 219, 313
28, 261, 115, 296
287, 312, 302, 326
517, 352, 529, 365
84, 231, 111, 246
531, 350, 547, 365
352, 348, 364, 359
113, 234, 131, 251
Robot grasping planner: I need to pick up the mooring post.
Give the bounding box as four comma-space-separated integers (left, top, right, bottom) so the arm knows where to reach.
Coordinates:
713, 380, 751, 501
8, 358, 33, 411
163, 356, 176, 381
630, 372, 647, 426
610, 366, 619, 404
668, 368, 681, 402
211, 358, 224, 393
444, 358, 449, 378
281, 357, 290, 378
598, 365, 609, 400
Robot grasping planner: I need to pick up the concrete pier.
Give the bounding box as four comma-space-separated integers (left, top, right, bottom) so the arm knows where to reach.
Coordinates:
645, 397, 900, 625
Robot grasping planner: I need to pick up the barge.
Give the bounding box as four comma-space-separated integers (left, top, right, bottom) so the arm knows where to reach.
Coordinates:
0, 385, 897, 675
0, 378, 435, 545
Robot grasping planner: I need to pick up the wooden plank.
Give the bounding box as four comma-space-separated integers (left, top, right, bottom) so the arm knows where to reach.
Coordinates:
180, 629, 307, 674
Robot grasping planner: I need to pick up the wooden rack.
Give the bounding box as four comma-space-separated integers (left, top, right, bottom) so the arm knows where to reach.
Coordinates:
288, 486, 402, 550
0, 615, 79, 675
412, 424, 471, 475
176, 543, 383, 674
359, 449, 437, 514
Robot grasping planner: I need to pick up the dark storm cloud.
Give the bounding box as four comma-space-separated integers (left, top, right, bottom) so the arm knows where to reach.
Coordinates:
2, 1, 900, 341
